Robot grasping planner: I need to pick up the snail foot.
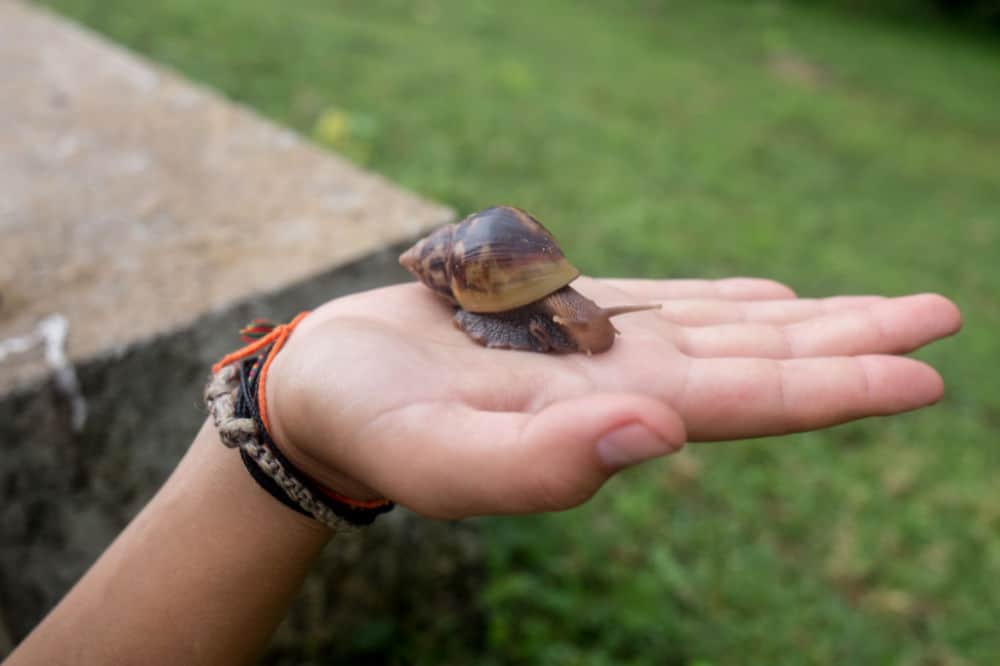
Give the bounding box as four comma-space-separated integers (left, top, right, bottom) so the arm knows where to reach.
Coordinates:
453, 309, 575, 354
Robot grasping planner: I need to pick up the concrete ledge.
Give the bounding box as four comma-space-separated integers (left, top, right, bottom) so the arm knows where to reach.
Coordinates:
0, 0, 452, 394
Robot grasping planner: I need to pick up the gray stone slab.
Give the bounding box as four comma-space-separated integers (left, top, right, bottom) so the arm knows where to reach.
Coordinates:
0, 0, 452, 394
0, 1, 482, 658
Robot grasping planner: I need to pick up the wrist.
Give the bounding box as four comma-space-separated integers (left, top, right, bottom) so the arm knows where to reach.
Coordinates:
264, 324, 385, 503
207, 313, 393, 529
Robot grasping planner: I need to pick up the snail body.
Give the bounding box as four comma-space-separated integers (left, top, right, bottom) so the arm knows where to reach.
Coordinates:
399, 206, 657, 354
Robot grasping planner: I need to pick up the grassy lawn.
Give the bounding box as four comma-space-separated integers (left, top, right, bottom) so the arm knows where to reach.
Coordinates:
37, 0, 1000, 663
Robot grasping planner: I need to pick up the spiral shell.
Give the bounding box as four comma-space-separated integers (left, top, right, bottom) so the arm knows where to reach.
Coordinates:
399, 206, 580, 313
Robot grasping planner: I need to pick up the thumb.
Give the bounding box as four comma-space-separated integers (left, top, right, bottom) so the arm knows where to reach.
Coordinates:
371, 393, 686, 519
511, 393, 687, 513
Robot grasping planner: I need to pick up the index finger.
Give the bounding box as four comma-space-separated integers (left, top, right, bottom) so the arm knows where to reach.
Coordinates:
675, 355, 945, 441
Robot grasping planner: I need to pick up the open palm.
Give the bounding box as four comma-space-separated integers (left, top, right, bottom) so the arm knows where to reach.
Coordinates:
265, 277, 960, 519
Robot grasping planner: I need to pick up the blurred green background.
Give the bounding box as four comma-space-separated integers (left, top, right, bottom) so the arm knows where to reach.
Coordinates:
38, 0, 999, 663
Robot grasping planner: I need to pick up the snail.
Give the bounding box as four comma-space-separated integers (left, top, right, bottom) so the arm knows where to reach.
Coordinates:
399, 206, 659, 354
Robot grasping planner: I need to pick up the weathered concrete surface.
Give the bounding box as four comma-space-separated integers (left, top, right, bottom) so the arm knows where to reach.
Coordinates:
0, 1, 481, 659
0, 0, 451, 394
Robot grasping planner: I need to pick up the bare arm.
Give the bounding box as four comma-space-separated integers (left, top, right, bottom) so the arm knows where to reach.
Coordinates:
5, 420, 331, 666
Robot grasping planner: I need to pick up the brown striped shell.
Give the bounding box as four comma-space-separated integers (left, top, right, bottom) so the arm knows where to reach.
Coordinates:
399, 206, 580, 313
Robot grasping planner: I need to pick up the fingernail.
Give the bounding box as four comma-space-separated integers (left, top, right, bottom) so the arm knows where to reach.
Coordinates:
597, 423, 668, 469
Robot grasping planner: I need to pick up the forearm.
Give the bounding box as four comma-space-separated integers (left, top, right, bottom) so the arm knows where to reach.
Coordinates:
6, 420, 332, 666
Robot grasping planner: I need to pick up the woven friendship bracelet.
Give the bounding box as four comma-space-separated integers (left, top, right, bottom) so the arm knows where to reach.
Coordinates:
205, 312, 394, 530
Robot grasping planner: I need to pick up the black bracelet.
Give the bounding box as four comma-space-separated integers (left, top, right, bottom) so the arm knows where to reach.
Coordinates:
235, 355, 393, 527
204, 314, 394, 530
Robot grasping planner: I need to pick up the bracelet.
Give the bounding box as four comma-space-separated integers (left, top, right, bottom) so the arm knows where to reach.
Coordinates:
204, 312, 394, 530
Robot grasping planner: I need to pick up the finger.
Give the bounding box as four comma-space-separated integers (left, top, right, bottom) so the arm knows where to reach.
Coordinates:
365, 394, 686, 519
677, 355, 944, 441
658, 295, 887, 326
673, 294, 962, 359
601, 277, 797, 301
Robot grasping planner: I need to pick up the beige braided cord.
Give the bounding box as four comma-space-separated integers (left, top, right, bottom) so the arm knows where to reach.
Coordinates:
204, 365, 355, 532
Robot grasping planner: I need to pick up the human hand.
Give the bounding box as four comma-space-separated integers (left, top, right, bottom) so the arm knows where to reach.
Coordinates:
265, 278, 961, 519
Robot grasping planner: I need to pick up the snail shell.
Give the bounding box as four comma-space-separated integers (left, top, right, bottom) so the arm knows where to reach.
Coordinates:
398, 206, 579, 313
400, 206, 658, 354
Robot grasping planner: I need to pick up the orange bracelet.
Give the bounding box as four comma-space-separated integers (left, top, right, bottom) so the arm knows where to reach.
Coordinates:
206, 312, 394, 527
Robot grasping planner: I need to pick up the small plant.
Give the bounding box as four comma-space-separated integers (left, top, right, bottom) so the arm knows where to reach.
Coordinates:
313, 107, 380, 165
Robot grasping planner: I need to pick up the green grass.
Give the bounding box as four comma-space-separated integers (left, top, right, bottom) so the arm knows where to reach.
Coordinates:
38, 0, 1000, 663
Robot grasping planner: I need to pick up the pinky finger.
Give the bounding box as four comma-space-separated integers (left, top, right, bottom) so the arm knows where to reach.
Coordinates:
601, 277, 797, 302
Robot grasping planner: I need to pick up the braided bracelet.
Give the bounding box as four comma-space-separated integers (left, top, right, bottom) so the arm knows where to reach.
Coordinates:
204, 312, 394, 530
